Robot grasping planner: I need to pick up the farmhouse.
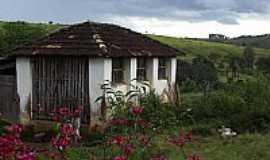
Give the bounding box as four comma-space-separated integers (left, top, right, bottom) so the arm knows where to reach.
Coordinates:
0, 22, 180, 126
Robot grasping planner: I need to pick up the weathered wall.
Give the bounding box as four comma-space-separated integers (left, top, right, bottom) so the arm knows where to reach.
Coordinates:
16, 57, 32, 124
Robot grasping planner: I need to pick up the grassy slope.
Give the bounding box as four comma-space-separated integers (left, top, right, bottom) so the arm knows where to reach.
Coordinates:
0, 21, 62, 32
148, 35, 270, 61
154, 134, 270, 160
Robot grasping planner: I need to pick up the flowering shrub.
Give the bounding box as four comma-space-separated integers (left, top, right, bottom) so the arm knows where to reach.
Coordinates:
0, 124, 38, 160
169, 130, 202, 160
50, 106, 82, 159
103, 101, 203, 160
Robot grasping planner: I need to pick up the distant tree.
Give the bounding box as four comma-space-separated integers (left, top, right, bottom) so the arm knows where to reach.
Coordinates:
224, 54, 243, 81
191, 56, 218, 94
243, 46, 255, 70
176, 59, 192, 82
0, 28, 8, 54
256, 56, 270, 74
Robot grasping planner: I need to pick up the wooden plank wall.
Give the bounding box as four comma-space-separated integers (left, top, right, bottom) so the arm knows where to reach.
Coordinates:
0, 75, 19, 122
32, 56, 90, 123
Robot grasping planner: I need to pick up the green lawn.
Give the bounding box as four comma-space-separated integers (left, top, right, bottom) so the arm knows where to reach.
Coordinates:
153, 133, 270, 160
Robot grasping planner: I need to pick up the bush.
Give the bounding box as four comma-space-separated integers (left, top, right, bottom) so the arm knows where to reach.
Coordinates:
179, 80, 200, 93
182, 76, 270, 133
139, 90, 179, 131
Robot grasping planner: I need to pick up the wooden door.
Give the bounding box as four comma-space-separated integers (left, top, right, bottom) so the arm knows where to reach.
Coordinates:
32, 56, 90, 123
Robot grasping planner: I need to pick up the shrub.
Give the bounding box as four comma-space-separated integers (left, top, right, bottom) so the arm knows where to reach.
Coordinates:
139, 90, 179, 131
182, 76, 270, 133
179, 80, 200, 93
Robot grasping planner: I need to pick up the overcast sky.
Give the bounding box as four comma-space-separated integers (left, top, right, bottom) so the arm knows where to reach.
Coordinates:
1, 0, 270, 38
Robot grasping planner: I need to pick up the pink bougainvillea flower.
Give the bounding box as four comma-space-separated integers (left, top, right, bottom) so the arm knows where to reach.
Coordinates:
139, 134, 150, 146
16, 152, 36, 160
123, 144, 134, 156
5, 124, 23, 137
169, 132, 186, 147
60, 124, 75, 136
51, 136, 70, 150
186, 132, 193, 142
58, 107, 70, 116
0, 136, 15, 157
187, 153, 202, 160
136, 119, 149, 128
107, 135, 126, 146
113, 155, 127, 160
110, 118, 129, 126
73, 106, 83, 117
130, 105, 144, 115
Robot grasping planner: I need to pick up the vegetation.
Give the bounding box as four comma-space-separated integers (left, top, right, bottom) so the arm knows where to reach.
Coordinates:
0, 21, 61, 55
225, 34, 270, 49
148, 35, 270, 61
1, 21, 270, 159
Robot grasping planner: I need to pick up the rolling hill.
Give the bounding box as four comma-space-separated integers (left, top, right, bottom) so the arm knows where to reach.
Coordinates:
225, 34, 270, 49
148, 34, 270, 61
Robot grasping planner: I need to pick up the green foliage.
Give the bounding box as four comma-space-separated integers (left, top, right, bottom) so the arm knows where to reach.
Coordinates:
140, 90, 179, 131
225, 34, 270, 49
176, 59, 192, 82
191, 56, 218, 84
243, 46, 255, 69
65, 148, 89, 160
179, 80, 200, 93
256, 56, 270, 73
0, 119, 10, 135
182, 76, 270, 133
0, 21, 61, 55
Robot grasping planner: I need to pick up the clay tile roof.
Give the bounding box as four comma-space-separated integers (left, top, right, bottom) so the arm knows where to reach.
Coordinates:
13, 21, 182, 57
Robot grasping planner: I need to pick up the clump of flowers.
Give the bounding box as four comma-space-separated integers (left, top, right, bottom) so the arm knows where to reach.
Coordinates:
50, 106, 83, 123
187, 153, 202, 160
0, 124, 38, 160
106, 104, 154, 159
169, 130, 202, 160
50, 106, 82, 159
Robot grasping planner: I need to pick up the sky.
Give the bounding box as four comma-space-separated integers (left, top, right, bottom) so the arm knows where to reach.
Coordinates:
1, 0, 270, 38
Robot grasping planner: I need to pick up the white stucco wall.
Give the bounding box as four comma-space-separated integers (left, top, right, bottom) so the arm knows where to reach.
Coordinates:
110, 58, 138, 93
170, 58, 177, 84
151, 58, 166, 94
16, 58, 32, 114
130, 58, 137, 87
151, 57, 177, 94
89, 58, 111, 114
89, 56, 177, 120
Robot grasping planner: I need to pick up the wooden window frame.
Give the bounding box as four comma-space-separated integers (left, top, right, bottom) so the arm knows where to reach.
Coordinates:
112, 58, 125, 83
137, 58, 147, 81
158, 58, 168, 80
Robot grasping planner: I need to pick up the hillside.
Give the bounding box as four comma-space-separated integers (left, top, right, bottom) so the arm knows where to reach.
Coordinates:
225, 34, 270, 49
148, 34, 270, 61
0, 21, 62, 55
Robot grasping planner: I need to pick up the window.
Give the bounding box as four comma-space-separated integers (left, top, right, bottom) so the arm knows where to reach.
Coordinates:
158, 59, 168, 80
137, 58, 147, 81
112, 58, 124, 83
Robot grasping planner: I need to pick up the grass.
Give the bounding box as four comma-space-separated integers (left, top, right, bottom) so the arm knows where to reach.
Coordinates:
153, 133, 270, 160
148, 35, 270, 61
69, 133, 270, 160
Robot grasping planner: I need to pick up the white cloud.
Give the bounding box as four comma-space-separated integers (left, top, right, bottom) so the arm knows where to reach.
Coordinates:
110, 16, 270, 38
